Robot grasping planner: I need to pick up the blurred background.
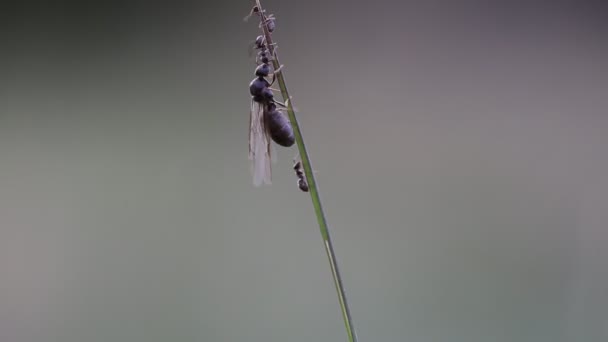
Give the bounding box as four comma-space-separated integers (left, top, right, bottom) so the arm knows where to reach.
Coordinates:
1, 1, 607, 341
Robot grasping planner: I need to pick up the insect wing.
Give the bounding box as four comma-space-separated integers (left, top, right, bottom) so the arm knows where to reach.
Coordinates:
249, 100, 272, 186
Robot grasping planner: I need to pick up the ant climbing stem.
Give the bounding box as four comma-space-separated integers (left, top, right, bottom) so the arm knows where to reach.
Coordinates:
242, 5, 262, 22
260, 13, 275, 32
292, 152, 320, 193
293, 159, 309, 192
244, 5, 276, 33
248, 13, 295, 186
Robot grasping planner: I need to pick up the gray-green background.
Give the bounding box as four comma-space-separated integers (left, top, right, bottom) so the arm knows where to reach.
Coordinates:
1, 1, 607, 341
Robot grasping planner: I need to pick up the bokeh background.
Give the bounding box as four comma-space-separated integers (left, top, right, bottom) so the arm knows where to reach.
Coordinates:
1, 1, 607, 341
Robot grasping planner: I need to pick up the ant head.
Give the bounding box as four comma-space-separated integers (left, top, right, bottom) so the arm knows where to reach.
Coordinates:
255, 35, 265, 48
255, 64, 270, 77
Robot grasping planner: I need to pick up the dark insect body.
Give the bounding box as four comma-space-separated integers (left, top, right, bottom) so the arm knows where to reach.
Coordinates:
247, 8, 295, 186
263, 14, 276, 33
293, 161, 309, 192
265, 103, 295, 147
245, 6, 276, 33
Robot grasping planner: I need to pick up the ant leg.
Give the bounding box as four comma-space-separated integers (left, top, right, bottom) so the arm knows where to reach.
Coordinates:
268, 65, 284, 86
277, 98, 297, 111
274, 101, 288, 108
267, 42, 278, 52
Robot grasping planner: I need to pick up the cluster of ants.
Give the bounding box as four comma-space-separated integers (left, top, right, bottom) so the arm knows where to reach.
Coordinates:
246, 6, 309, 192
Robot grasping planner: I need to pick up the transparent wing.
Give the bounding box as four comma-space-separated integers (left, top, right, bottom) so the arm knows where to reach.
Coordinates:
249, 99, 272, 186
270, 137, 277, 163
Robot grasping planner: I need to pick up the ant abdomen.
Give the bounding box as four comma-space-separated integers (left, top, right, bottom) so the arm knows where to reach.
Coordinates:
265, 106, 294, 147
